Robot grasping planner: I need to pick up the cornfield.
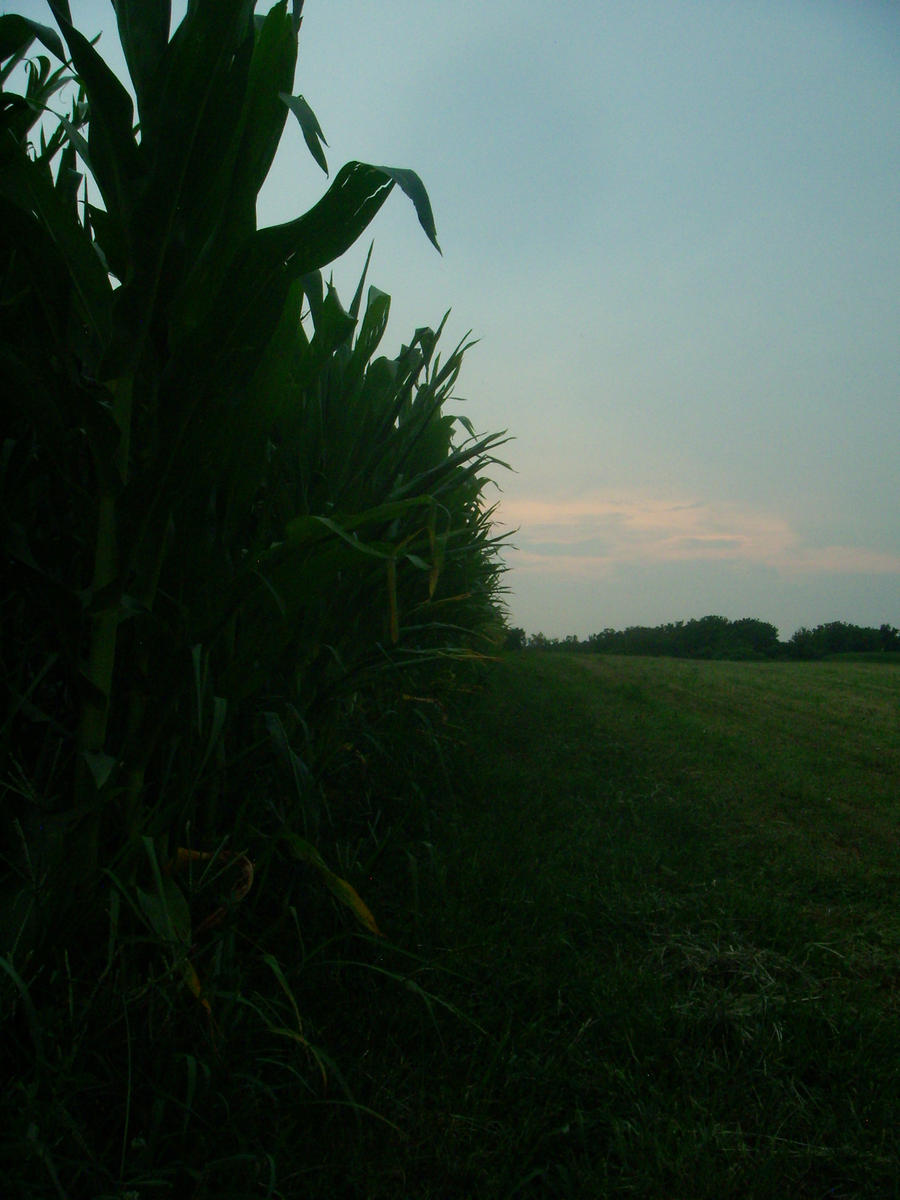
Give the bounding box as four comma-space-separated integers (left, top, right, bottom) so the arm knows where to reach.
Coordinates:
1, 3, 509, 1193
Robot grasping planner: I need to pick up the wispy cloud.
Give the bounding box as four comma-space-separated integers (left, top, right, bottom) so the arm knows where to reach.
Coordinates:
495, 491, 900, 578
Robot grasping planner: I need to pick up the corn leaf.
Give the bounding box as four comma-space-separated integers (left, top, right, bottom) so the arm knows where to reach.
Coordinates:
373, 165, 441, 253
282, 832, 383, 937
136, 876, 191, 948
281, 91, 328, 174
228, 3, 299, 228
0, 14, 65, 64
47, 0, 140, 218
109, 0, 171, 118
0, 156, 112, 344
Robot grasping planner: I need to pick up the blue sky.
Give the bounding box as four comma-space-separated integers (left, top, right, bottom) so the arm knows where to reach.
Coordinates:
14, 1, 900, 639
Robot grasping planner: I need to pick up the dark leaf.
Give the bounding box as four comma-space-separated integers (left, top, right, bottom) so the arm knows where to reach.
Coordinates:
82, 750, 117, 790
0, 156, 112, 343
0, 15, 66, 64
348, 240, 374, 320
46, 1, 140, 215
110, 0, 171, 116
281, 91, 328, 174
229, 4, 298, 215
374, 165, 441, 253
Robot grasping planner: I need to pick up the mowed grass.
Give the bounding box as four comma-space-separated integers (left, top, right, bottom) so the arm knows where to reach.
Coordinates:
296, 652, 900, 1198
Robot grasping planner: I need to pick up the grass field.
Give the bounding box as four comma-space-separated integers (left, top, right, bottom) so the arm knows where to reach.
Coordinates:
299, 651, 900, 1198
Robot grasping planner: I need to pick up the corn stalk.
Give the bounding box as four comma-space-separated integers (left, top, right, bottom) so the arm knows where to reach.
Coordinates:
1, 0, 508, 930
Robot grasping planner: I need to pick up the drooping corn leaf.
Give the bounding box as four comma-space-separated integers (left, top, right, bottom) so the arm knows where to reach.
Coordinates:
373, 165, 441, 253
0, 14, 65, 64
281, 831, 383, 937
281, 90, 328, 174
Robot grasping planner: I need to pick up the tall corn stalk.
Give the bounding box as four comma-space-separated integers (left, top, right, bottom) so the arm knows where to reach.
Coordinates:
1, 1, 507, 943
2, 9, 510, 1190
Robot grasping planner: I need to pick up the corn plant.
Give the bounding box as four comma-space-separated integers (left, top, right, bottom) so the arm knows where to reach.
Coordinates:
0, 0, 499, 886
1, 3, 508, 1191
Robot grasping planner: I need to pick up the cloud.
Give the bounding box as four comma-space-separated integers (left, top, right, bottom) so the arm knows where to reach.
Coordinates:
495, 490, 900, 579
785, 546, 900, 575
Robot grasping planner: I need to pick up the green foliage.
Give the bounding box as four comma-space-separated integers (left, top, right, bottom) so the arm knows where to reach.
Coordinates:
1, 0, 506, 886
789, 621, 899, 659
503, 625, 527, 650
1, 3, 507, 1193
522, 616, 898, 661
521, 616, 780, 658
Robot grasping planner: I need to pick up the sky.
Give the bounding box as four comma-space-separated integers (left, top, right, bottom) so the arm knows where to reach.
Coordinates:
12, 0, 900, 640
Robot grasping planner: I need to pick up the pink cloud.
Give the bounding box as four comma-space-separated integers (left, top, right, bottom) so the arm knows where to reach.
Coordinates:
495, 490, 900, 577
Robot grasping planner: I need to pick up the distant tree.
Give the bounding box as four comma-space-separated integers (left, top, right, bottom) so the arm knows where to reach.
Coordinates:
683, 615, 731, 657
528, 631, 552, 649
789, 627, 819, 659
732, 618, 779, 655
580, 616, 896, 661
788, 622, 887, 658
818, 622, 858, 654
504, 626, 527, 651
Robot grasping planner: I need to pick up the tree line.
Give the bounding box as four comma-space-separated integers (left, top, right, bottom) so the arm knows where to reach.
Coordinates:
505, 616, 900, 661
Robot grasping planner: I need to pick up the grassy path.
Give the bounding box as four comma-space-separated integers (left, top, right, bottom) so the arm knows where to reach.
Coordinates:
311, 652, 900, 1198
